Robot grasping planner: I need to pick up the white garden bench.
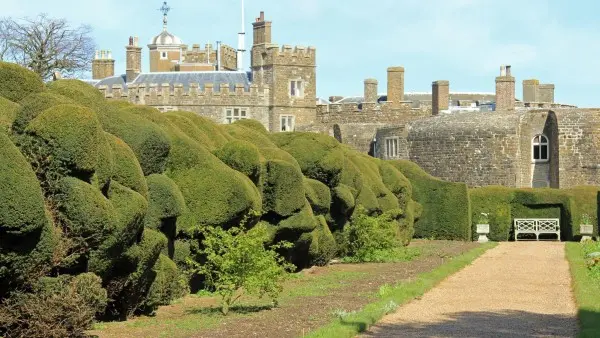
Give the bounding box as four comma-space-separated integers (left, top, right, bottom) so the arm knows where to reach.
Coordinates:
514, 219, 560, 241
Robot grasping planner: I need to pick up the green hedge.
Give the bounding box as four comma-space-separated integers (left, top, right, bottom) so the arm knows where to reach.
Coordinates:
262, 159, 306, 218
12, 92, 76, 133
102, 106, 171, 176
168, 111, 231, 150
0, 61, 44, 103
389, 160, 471, 241
106, 133, 149, 198
306, 215, 337, 266
223, 123, 277, 149
145, 174, 186, 230
304, 178, 332, 216
25, 104, 104, 176
213, 140, 261, 184
470, 186, 600, 241
271, 132, 344, 187
46, 79, 106, 112
141, 254, 188, 313
0, 97, 20, 133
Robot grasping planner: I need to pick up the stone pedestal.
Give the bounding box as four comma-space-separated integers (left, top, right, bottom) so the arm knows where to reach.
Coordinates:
477, 224, 490, 243
581, 224, 594, 242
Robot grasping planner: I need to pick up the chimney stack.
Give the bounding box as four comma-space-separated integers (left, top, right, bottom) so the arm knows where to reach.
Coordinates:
387, 66, 405, 107
252, 11, 272, 45
495, 65, 515, 111
126, 36, 143, 83
432, 80, 449, 115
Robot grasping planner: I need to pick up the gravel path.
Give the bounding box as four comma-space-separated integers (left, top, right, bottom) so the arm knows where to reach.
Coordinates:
361, 242, 578, 337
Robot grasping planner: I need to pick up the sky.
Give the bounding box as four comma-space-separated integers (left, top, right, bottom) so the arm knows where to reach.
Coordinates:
4, 0, 600, 107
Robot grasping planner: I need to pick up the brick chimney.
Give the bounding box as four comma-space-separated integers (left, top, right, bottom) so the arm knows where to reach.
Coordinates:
387, 66, 405, 107
495, 65, 515, 111
432, 80, 449, 115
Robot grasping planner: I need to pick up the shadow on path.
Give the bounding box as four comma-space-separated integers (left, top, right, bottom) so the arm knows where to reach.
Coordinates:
359, 310, 578, 337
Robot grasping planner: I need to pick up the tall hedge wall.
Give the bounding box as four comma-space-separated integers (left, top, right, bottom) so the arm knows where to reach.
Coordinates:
389, 160, 472, 241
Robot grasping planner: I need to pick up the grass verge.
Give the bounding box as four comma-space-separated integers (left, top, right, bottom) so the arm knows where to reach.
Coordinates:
306, 242, 497, 338
566, 242, 600, 338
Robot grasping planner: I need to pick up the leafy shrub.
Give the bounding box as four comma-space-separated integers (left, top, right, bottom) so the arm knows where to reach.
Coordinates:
189, 222, 294, 315
0, 273, 107, 338
340, 206, 415, 263
0, 61, 45, 103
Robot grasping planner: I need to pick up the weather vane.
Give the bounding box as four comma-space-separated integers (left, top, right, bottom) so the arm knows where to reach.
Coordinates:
159, 1, 171, 29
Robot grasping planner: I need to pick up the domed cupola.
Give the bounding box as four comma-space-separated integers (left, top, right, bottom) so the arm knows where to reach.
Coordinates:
148, 1, 185, 72
151, 30, 183, 46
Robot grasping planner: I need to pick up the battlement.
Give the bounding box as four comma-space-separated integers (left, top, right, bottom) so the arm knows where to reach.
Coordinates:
97, 82, 268, 100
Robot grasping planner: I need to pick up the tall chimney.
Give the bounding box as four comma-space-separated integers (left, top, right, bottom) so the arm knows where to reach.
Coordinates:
523, 79, 539, 103
364, 78, 378, 104
432, 80, 449, 115
387, 66, 404, 107
495, 65, 515, 111
252, 11, 272, 45
126, 36, 143, 83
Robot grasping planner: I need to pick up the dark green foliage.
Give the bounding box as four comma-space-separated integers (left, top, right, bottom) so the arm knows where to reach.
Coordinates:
223, 122, 277, 149
379, 161, 412, 208
390, 160, 472, 241
12, 92, 76, 133
25, 104, 104, 177
92, 132, 115, 191
106, 228, 167, 319
232, 118, 269, 135
141, 254, 189, 314
307, 216, 337, 266
168, 111, 231, 150
0, 97, 20, 133
258, 147, 301, 170
46, 79, 106, 111
271, 132, 345, 187
145, 174, 186, 226
102, 106, 171, 175
262, 159, 306, 218
106, 132, 149, 198
214, 140, 261, 184
0, 133, 50, 236
304, 178, 332, 216
55, 177, 117, 255
0, 61, 44, 103
0, 273, 107, 338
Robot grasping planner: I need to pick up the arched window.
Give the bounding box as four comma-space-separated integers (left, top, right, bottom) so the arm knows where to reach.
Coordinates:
532, 134, 549, 162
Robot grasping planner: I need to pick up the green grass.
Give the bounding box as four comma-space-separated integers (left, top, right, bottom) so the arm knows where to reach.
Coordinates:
283, 271, 366, 299
566, 242, 600, 337
306, 242, 497, 338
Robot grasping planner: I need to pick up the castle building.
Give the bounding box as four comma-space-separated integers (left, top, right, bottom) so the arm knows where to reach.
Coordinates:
87, 3, 600, 190
88, 3, 317, 133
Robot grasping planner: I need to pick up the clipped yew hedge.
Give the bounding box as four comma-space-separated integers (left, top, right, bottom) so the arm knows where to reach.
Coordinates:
0, 61, 44, 103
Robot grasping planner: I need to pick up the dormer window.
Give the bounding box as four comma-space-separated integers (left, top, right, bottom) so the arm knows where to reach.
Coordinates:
290, 80, 304, 98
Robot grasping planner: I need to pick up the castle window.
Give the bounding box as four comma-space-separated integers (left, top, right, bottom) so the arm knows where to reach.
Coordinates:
532, 134, 549, 162
161, 51, 168, 59
290, 80, 304, 98
385, 138, 399, 159
225, 107, 248, 124
280, 115, 295, 132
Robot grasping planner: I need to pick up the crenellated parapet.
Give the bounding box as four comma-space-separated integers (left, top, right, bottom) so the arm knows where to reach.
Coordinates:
255, 44, 316, 67
315, 101, 430, 125
98, 82, 270, 106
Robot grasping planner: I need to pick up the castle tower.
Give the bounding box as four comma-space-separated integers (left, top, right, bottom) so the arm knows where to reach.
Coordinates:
148, 2, 184, 72
523, 79, 539, 103
432, 80, 449, 115
92, 50, 115, 80
495, 65, 515, 111
387, 67, 404, 107
126, 37, 142, 83
250, 11, 316, 132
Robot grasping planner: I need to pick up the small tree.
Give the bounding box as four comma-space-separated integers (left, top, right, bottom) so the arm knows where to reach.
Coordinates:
0, 14, 95, 80
189, 222, 295, 315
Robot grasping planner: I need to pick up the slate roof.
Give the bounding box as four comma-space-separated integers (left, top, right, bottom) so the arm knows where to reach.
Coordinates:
91, 71, 251, 92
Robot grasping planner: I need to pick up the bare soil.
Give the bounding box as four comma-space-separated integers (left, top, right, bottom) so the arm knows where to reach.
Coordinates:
90, 240, 479, 338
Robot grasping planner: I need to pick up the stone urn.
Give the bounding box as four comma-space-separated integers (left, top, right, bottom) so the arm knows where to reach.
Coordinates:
476, 224, 490, 243
581, 224, 594, 242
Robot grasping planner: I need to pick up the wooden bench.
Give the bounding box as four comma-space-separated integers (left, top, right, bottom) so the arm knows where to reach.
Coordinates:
514, 219, 560, 241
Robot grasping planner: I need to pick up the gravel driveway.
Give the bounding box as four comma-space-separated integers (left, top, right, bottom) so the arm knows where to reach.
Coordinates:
361, 242, 578, 337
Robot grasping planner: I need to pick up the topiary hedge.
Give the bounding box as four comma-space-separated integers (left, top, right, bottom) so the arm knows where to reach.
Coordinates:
304, 178, 332, 216
46, 79, 106, 112
0, 97, 20, 133
12, 92, 76, 133
0, 61, 44, 103
140, 254, 188, 314
213, 140, 261, 184
25, 104, 104, 178
262, 159, 306, 218
390, 160, 471, 241
106, 133, 149, 198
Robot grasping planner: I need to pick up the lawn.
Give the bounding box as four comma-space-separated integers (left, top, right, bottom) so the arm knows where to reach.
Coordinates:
89, 240, 483, 338
566, 241, 600, 337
